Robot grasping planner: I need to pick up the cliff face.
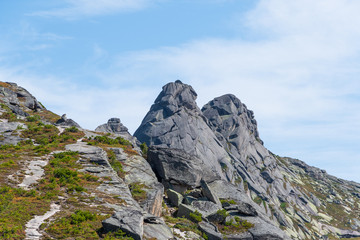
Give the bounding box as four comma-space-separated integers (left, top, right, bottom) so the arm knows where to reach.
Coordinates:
134, 80, 235, 188
135, 81, 360, 239
1, 80, 360, 240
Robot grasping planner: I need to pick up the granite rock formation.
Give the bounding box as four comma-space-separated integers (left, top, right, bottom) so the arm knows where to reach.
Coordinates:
1, 80, 360, 239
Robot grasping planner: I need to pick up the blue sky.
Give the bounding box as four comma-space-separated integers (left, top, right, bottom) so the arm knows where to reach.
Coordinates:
1, 0, 360, 182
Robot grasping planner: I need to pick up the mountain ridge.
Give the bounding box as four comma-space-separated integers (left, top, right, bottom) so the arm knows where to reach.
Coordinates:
0, 80, 359, 239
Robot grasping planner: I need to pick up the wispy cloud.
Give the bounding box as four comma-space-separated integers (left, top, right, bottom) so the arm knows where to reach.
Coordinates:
4, 0, 360, 181
30, 0, 155, 19
90, 0, 360, 180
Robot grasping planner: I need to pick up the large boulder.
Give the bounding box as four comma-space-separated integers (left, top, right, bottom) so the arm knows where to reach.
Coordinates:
95, 118, 129, 134
147, 147, 204, 189
102, 208, 144, 240
55, 114, 81, 128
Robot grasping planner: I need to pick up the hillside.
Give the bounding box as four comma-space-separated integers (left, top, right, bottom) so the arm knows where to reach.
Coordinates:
0, 81, 359, 240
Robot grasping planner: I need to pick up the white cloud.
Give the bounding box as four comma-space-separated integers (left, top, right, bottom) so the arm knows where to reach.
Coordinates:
3, 0, 360, 181
90, 0, 360, 180
30, 0, 156, 19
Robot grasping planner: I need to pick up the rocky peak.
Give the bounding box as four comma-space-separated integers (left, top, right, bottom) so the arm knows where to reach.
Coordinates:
0, 82, 44, 116
202, 94, 262, 147
95, 117, 129, 134
134, 81, 236, 189
152, 80, 198, 117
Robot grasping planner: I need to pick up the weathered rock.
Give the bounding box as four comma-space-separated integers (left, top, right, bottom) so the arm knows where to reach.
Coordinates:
207, 210, 228, 224
147, 147, 203, 188
224, 202, 258, 217
201, 179, 221, 206
225, 232, 253, 240
134, 81, 232, 185
55, 114, 80, 128
95, 118, 129, 134
243, 216, 290, 240
102, 209, 144, 240
177, 203, 196, 219
198, 221, 222, 240
191, 200, 222, 217
110, 147, 164, 216
167, 189, 184, 207
143, 214, 174, 240
0, 82, 43, 114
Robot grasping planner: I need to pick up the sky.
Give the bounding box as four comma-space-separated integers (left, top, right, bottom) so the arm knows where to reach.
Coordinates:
0, 0, 360, 182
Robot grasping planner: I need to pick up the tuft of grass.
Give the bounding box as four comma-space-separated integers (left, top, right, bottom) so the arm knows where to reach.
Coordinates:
45, 210, 107, 240
129, 182, 148, 202
140, 142, 148, 158
220, 199, 237, 206
103, 229, 134, 240
253, 196, 262, 205
217, 216, 254, 235
107, 150, 125, 179
189, 210, 203, 223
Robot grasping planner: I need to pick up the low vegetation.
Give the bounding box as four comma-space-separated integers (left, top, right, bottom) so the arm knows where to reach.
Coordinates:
129, 182, 148, 202
0, 187, 50, 239
45, 210, 107, 240
217, 216, 254, 235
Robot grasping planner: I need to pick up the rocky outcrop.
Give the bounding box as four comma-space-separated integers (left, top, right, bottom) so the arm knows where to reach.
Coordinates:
55, 114, 80, 128
1, 80, 360, 240
134, 81, 236, 188
102, 208, 144, 240
0, 82, 44, 116
95, 118, 129, 135
96, 118, 139, 147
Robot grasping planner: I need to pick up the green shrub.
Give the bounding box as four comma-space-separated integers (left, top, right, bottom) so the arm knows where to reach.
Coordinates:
129, 182, 147, 201
70, 210, 96, 225
66, 126, 79, 133
189, 210, 202, 223
140, 142, 148, 157
26, 115, 40, 122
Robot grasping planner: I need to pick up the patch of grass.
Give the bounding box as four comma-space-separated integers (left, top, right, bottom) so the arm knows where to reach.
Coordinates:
103, 229, 134, 240
45, 210, 106, 240
0, 111, 17, 122
253, 196, 262, 205
129, 182, 148, 202
280, 202, 288, 213
0, 186, 50, 239
85, 136, 138, 156
107, 150, 125, 178
38, 151, 98, 196
164, 215, 203, 236
189, 210, 202, 223
220, 199, 237, 206
217, 217, 254, 235
140, 142, 148, 158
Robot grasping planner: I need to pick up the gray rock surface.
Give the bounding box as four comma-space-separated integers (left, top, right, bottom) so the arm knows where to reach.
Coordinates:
102, 208, 144, 240
143, 214, 174, 240
243, 216, 290, 240
167, 189, 184, 207
0, 82, 43, 115
55, 114, 80, 128
134, 81, 233, 186
147, 146, 204, 189
201, 179, 221, 206
110, 147, 164, 216
198, 221, 222, 240
95, 118, 129, 134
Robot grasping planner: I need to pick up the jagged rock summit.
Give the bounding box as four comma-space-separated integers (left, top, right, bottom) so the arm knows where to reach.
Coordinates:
95, 117, 129, 135
135, 80, 360, 239
135, 80, 238, 189
1, 80, 360, 240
